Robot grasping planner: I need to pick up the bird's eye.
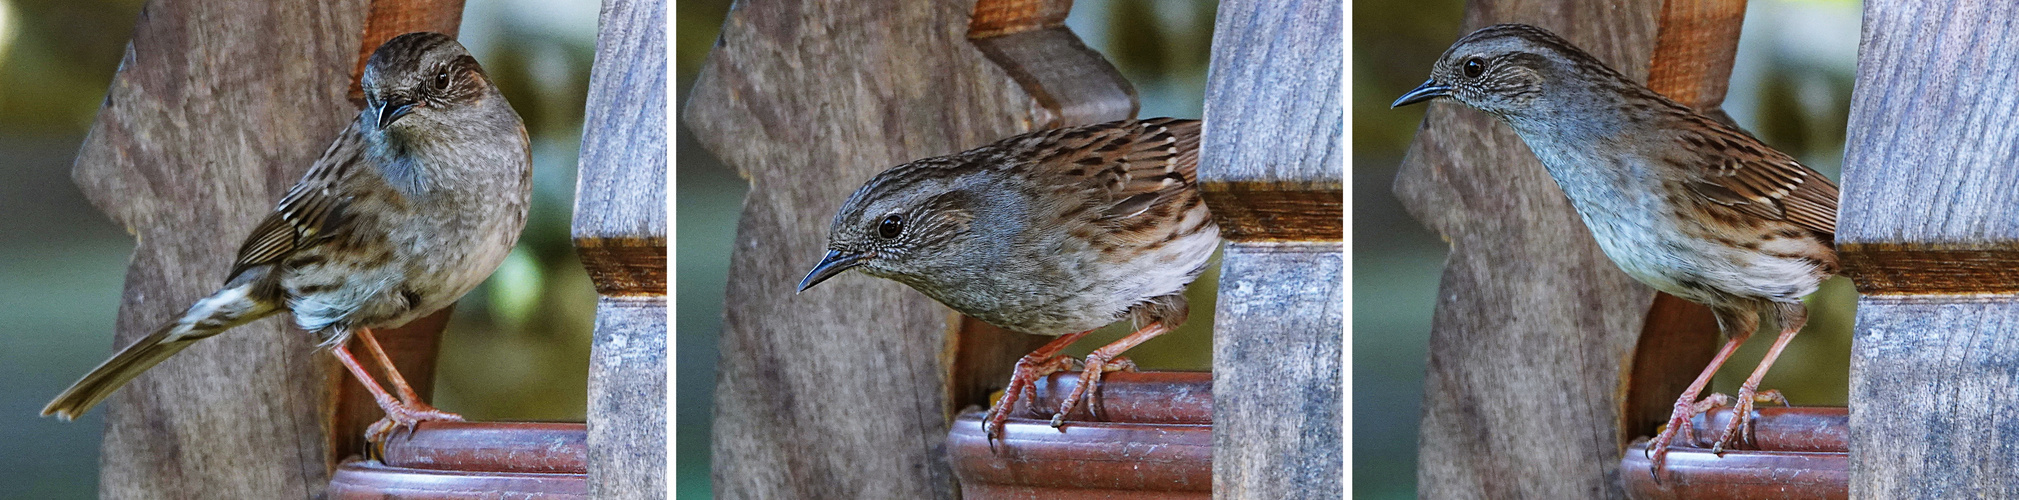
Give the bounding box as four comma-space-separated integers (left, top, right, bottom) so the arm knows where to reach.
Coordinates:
877, 214, 904, 239
433, 71, 451, 90
1462, 58, 1486, 78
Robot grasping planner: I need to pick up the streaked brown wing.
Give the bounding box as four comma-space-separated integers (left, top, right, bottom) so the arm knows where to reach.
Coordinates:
226, 120, 368, 280
1681, 129, 1838, 237
1025, 118, 1205, 246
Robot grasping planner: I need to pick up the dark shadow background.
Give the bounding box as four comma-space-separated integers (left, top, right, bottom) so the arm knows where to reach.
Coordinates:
1354, 0, 1862, 497
0, 1, 601, 496
676, 1, 1218, 497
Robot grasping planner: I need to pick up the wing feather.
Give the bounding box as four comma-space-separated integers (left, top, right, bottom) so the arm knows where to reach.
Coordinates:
226, 120, 368, 280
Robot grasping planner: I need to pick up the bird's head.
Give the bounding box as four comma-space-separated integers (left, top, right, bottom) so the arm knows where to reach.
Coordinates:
1391, 23, 1622, 119
798, 158, 986, 294
360, 32, 497, 137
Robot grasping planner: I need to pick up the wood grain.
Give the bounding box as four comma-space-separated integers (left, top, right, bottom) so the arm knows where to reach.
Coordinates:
1393, 1, 1662, 497
576, 0, 668, 497
70, 0, 372, 496
1839, 0, 2019, 494
1199, 1, 1344, 496
686, 0, 1131, 496
1643, 0, 1746, 122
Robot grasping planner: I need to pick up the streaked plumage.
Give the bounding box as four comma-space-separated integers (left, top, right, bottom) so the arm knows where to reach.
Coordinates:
1394, 24, 1838, 477
45, 33, 530, 436
800, 118, 1218, 443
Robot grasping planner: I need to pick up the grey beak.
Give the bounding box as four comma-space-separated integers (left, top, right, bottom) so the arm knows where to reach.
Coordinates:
1391, 80, 1451, 108
798, 250, 865, 292
375, 97, 418, 127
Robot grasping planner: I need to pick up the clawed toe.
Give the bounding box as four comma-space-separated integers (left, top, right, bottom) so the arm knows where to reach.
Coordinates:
365, 403, 463, 445
1710, 388, 1783, 454
983, 352, 1076, 451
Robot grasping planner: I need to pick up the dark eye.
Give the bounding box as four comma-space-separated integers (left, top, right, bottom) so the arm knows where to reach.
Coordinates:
432, 71, 451, 90
877, 214, 904, 239
1462, 58, 1486, 78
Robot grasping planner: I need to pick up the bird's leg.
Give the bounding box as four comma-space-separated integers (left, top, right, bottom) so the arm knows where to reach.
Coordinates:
1647, 306, 1756, 479
332, 329, 461, 445
1052, 322, 1168, 429
1711, 303, 1806, 455
355, 328, 422, 404
984, 329, 1093, 449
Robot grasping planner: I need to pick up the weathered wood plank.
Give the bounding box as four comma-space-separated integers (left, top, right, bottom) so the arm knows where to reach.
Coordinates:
576, 0, 668, 497
1393, 0, 1663, 497
1839, 0, 2019, 495
686, 0, 1131, 497
1200, 0, 1344, 497
70, 0, 373, 496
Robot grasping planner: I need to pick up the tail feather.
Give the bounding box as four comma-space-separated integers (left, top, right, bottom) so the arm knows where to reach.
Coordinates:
43, 283, 276, 420
43, 323, 200, 420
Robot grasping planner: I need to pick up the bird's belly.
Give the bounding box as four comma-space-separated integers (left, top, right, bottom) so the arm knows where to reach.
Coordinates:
1581, 214, 1822, 305
936, 225, 1216, 337
284, 207, 523, 333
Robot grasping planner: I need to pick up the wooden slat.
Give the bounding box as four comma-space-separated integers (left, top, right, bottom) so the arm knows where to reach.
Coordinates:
328, 0, 469, 467
1199, 0, 1343, 497
1621, 0, 1747, 448
685, 0, 1131, 496
1393, 0, 1663, 497
70, 0, 373, 496
1838, 0, 2019, 494
575, 0, 668, 497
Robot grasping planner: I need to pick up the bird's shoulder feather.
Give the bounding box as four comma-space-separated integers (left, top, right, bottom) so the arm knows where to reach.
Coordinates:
1671, 117, 1838, 238
227, 120, 371, 280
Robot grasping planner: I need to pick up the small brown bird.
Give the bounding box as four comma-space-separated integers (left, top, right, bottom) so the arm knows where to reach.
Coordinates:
1393, 24, 1839, 476
798, 118, 1219, 445
45, 32, 531, 443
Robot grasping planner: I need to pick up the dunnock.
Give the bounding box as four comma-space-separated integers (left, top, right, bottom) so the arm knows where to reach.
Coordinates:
45, 32, 532, 443
1393, 24, 1839, 476
798, 118, 1219, 445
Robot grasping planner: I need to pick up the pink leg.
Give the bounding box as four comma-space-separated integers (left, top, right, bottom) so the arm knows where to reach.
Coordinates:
1051, 323, 1167, 429
1711, 303, 1807, 454
984, 329, 1095, 450
1647, 320, 1744, 479
333, 329, 462, 445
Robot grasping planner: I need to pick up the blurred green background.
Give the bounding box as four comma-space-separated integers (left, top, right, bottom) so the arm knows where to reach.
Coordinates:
0, 0, 602, 496
1355, 0, 1861, 497
677, 1, 1217, 497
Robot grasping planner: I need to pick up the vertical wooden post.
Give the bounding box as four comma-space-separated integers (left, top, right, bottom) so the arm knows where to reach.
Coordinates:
329, 0, 469, 467
1393, 1, 1662, 497
1621, 0, 1746, 446
686, 0, 1131, 496
576, 0, 668, 497
1839, 0, 2019, 495
1198, 0, 1344, 497
70, 0, 371, 496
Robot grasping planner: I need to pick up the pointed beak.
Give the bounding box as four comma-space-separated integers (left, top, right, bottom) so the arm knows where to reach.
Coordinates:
375, 97, 418, 128
798, 250, 865, 292
1391, 80, 1451, 108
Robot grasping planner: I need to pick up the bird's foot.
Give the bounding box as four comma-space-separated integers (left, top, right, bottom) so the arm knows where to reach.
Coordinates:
983, 353, 1075, 452
1049, 355, 1135, 429
1709, 388, 1787, 455
365, 400, 464, 446
1647, 395, 1711, 480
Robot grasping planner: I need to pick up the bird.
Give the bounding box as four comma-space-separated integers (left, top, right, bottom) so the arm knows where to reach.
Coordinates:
1391, 24, 1839, 477
797, 117, 1219, 446
45, 32, 532, 444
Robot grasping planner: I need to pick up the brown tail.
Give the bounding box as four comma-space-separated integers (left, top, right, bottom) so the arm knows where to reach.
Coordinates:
43, 283, 275, 420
